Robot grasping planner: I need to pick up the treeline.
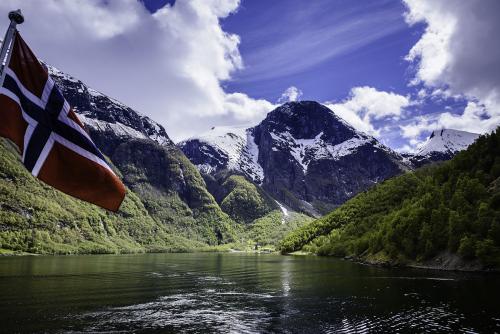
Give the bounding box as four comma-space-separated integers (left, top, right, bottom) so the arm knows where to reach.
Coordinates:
279, 128, 500, 267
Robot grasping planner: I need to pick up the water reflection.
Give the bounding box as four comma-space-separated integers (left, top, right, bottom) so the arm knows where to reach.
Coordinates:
280, 257, 292, 297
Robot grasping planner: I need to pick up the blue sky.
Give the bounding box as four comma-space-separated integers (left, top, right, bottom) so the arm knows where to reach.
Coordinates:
144, 0, 422, 102
144, 0, 495, 150
4, 0, 498, 149
222, 0, 419, 102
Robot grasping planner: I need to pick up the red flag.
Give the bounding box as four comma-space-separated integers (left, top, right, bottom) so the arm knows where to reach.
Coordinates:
0, 32, 126, 211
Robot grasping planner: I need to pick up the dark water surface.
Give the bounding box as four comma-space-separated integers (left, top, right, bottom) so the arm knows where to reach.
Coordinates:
0, 253, 499, 333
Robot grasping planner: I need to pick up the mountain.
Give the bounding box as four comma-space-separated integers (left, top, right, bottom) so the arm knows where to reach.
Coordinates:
0, 65, 239, 255
178, 126, 264, 183
404, 129, 480, 167
48, 65, 172, 146
0, 138, 204, 254
1, 62, 483, 255
49, 65, 242, 245
180, 101, 410, 216
279, 128, 500, 270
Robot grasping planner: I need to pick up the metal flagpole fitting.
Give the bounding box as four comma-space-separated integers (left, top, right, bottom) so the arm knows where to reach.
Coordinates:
8, 9, 24, 25
0, 9, 24, 86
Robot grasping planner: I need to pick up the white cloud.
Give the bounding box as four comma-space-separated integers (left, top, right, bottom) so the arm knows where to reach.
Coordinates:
0, 0, 272, 141
403, 0, 500, 134
404, 1, 455, 87
326, 86, 410, 137
399, 115, 438, 139
278, 86, 303, 103
223, 92, 275, 123
397, 144, 415, 153
398, 101, 500, 151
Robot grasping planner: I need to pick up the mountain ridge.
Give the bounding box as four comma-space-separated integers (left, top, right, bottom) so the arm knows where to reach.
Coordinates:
180, 101, 410, 216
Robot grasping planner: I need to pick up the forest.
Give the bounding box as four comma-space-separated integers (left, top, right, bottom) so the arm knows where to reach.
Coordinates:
279, 128, 500, 268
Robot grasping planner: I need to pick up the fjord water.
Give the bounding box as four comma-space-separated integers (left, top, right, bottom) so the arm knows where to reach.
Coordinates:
0, 253, 498, 333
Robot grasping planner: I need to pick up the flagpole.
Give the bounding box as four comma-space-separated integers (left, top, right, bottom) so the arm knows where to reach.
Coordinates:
0, 9, 24, 87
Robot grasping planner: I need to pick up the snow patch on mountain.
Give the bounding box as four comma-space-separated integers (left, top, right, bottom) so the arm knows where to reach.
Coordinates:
416, 129, 480, 156
269, 129, 378, 173
79, 115, 147, 140
86, 87, 134, 113
196, 163, 217, 175
47, 64, 171, 146
47, 64, 79, 83
180, 126, 264, 183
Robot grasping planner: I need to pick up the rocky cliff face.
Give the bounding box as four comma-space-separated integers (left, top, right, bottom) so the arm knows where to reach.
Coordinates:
180, 101, 409, 216
48, 65, 171, 146
48, 65, 236, 245
251, 102, 409, 214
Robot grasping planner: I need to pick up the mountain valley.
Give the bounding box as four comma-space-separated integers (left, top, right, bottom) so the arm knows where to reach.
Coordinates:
0, 66, 484, 255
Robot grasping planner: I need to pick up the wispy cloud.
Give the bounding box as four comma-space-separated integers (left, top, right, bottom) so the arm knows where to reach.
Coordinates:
231, 1, 407, 83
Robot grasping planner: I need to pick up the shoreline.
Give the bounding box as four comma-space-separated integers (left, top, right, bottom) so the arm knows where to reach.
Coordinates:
0, 246, 280, 257
2, 248, 499, 273
347, 253, 500, 274
283, 250, 499, 273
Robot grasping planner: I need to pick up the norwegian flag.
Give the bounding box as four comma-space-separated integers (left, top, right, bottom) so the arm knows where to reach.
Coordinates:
0, 32, 126, 211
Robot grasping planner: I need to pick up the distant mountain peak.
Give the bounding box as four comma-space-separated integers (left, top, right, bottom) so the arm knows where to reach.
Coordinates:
405, 128, 480, 168
417, 128, 480, 156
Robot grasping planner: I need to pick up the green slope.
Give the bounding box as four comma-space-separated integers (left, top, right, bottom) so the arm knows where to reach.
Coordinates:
279, 128, 500, 268
107, 139, 239, 245
218, 175, 277, 224
248, 210, 313, 248
201, 172, 314, 250
0, 139, 206, 254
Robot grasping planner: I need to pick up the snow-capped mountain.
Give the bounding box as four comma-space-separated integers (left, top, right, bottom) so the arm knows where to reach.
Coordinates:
180, 101, 409, 215
407, 129, 480, 167
178, 126, 263, 183
47, 64, 235, 244
48, 65, 172, 146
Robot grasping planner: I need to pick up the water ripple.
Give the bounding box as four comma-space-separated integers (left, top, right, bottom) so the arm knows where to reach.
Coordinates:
71, 289, 275, 333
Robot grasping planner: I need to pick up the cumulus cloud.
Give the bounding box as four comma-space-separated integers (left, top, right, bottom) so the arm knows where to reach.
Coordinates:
399, 101, 499, 145
403, 0, 500, 135
222, 92, 275, 123
326, 86, 410, 137
0, 0, 272, 141
400, 116, 436, 139
278, 86, 303, 103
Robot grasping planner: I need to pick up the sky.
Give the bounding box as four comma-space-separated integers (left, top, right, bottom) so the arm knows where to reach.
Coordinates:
0, 0, 499, 151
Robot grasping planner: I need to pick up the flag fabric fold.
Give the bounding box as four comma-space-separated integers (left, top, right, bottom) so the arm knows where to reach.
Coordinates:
0, 32, 126, 211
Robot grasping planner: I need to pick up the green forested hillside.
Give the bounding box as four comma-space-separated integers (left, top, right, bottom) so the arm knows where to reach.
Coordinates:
248, 210, 313, 247
219, 175, 277, 224
0, 138, 300, 255
105, 138, 239, 245
200, 172, 313, 250
0, 139, 207, 254
280, 128, 500, 268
